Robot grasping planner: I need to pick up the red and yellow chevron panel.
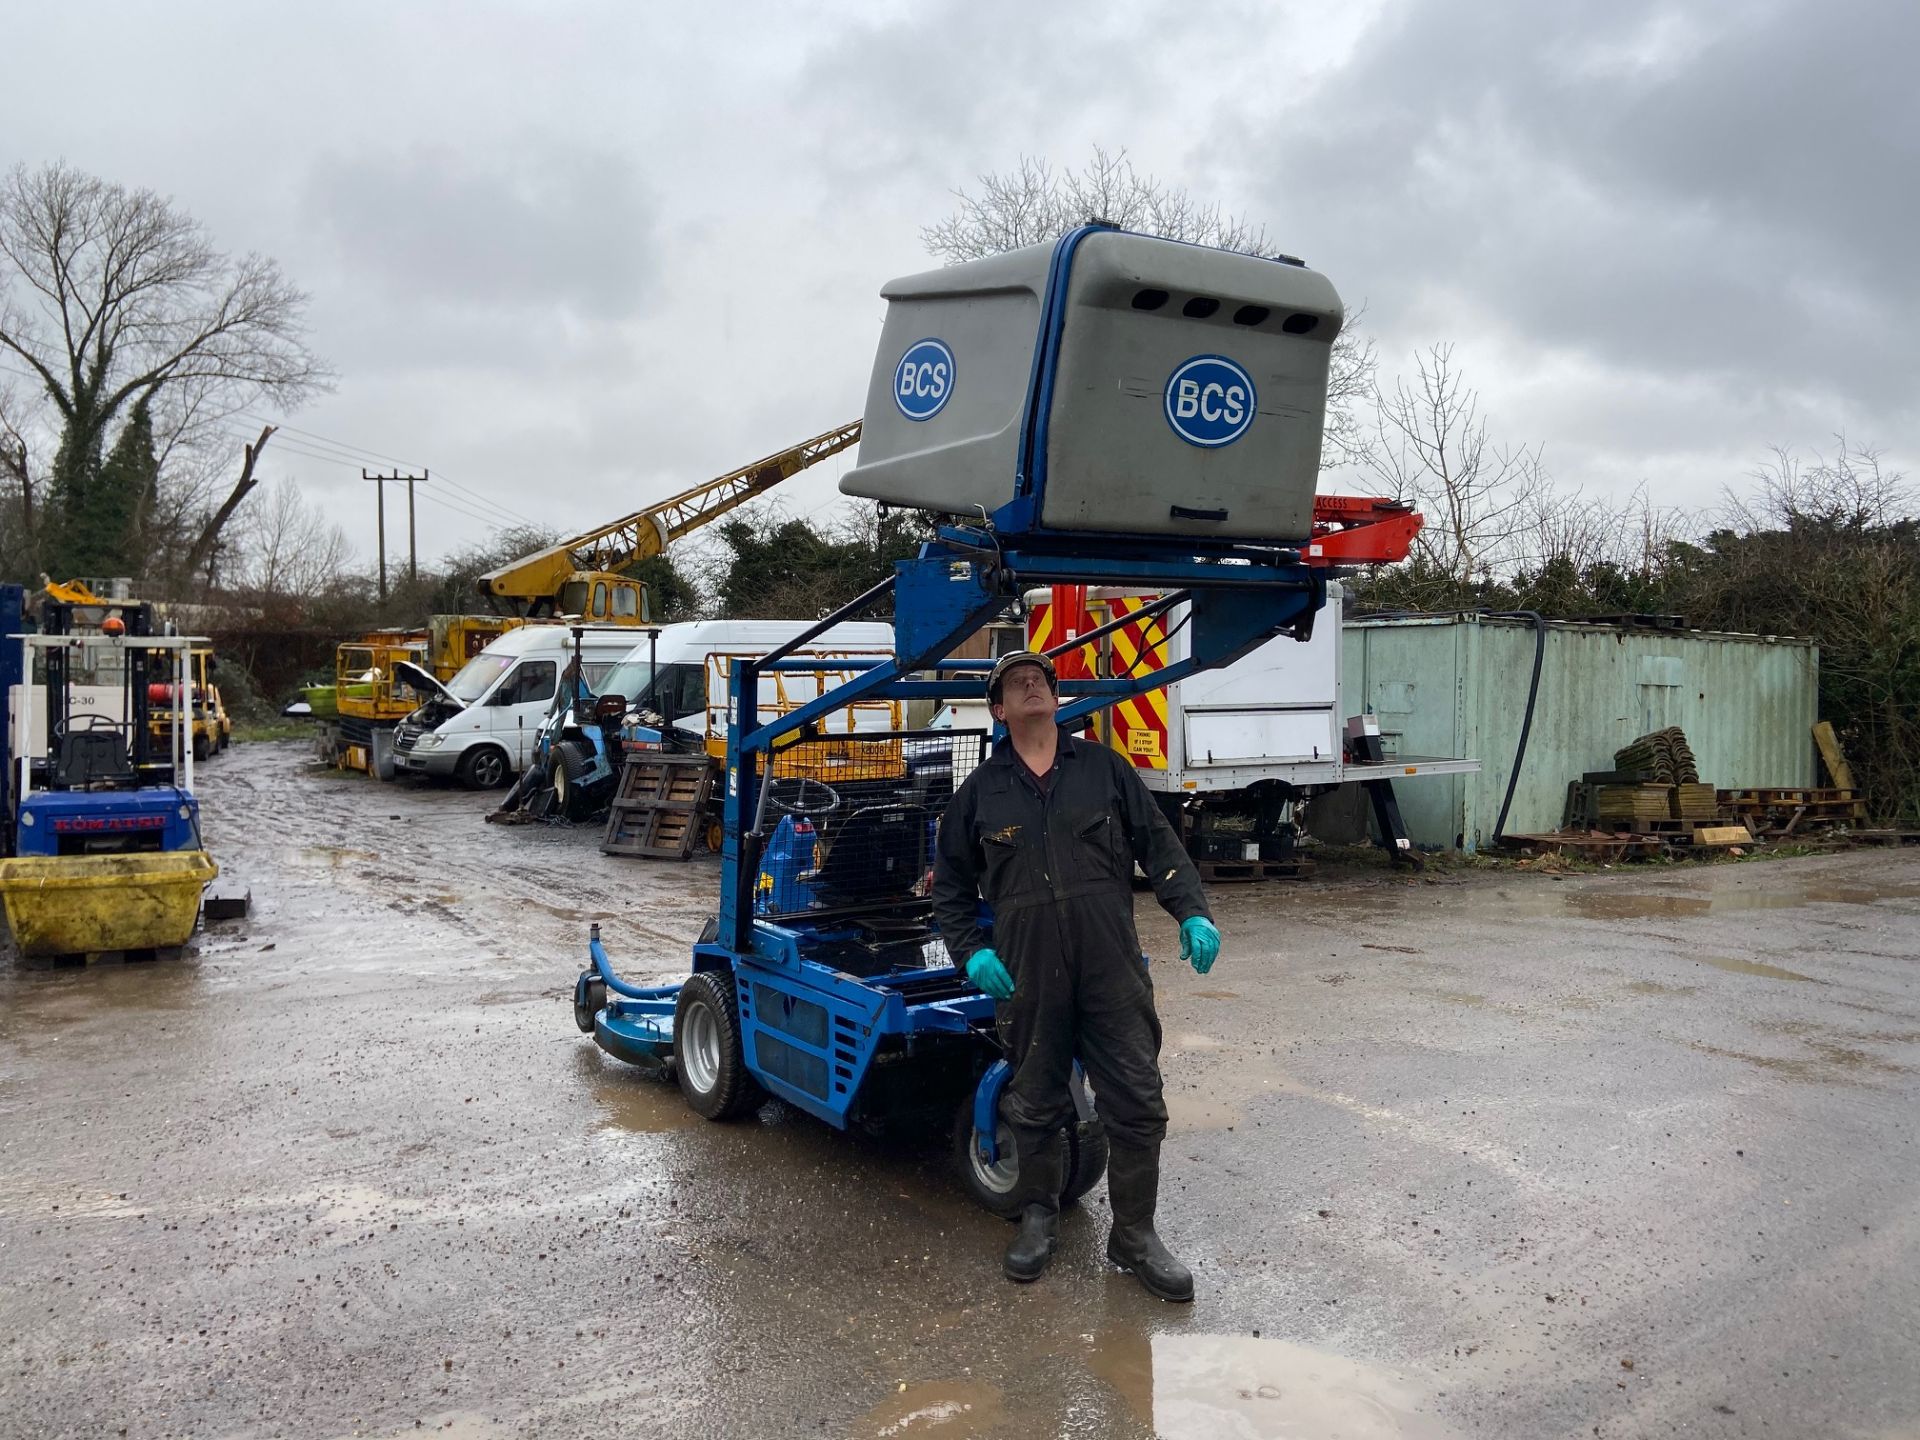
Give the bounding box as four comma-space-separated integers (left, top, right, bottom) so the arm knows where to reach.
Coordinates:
1103, 594, 1169, 770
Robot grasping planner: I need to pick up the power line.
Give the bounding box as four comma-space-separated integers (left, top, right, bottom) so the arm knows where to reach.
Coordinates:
211, 425, 536, 533
237, 411, 539, 528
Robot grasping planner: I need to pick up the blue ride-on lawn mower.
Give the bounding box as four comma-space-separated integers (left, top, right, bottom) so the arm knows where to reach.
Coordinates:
572, 222, 1343, 1214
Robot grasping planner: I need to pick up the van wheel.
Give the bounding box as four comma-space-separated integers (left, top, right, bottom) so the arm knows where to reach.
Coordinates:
552, 740, 594, 819
458, 746, 510, 790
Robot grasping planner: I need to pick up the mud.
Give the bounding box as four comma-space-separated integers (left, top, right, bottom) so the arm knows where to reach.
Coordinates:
3, 741, 1919, 1437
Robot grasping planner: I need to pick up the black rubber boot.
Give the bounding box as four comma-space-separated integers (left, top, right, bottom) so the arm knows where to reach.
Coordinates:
1003, 1204, 1059, 1282
1105, 1141, 1194, 1302
1002, 1125, 1064, 1283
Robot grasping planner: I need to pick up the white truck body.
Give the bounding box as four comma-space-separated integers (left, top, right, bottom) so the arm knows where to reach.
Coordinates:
986, 583, 1478, 796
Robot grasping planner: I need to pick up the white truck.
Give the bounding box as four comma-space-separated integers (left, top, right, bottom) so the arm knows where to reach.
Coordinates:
978, 583, 1478, 868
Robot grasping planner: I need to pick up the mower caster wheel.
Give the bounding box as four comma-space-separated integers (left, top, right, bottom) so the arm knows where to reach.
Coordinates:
951, 1095, 1110, 1219
572, 970, 606, 1034
673, 971, 765, 1120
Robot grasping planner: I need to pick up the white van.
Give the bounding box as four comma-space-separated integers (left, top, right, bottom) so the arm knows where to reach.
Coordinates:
596, 620, 898, 754
391, 624, 642, 788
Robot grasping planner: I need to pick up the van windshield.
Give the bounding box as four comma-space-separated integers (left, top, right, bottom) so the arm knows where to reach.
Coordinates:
445, 653, 516, 703
597, 659, 653, 705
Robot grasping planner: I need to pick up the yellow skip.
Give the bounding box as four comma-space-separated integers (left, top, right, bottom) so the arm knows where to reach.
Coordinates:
0, 851, 218, 956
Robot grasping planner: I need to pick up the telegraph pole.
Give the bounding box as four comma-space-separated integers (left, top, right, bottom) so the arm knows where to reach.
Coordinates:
362, 469, 429, 600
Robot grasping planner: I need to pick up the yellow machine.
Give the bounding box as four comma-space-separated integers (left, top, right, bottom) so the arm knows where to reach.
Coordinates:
475, 419, 863, 619
323, 421, 864, 776
147, 648, 232, 762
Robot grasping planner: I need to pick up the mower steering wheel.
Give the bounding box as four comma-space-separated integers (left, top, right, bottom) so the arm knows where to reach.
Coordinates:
763, 776, 841, 820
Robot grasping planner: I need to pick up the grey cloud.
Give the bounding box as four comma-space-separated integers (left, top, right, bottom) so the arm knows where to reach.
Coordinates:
301, 139, 656, 323
1250, 0, 1920, 421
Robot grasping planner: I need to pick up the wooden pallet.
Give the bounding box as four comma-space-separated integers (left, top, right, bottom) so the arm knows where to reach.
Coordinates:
1718, 787, 1861, 807
1504, 831, 1668, 861
601, 753, 716, 859
1196, 856, 1316, 883
1847, 829, 1920, 847
1717, 787, 1862, 838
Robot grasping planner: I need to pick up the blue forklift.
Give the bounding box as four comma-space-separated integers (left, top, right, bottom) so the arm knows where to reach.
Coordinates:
574, 224, 1343, 1212
0, 586, 218, 959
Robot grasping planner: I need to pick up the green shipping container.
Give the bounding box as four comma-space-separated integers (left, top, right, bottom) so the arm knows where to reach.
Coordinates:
1342, 616, 1819, 852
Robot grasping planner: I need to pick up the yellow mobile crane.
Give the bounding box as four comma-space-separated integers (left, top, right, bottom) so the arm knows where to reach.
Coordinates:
476, 419, 864, 621
326, 420, 863, 775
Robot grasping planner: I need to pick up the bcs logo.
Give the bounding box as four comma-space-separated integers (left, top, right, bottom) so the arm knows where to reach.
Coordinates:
1164, 355, 1256, 448
894, 338, 955, 421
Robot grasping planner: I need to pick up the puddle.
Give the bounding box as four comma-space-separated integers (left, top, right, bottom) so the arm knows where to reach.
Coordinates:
1566, 893, 1713, 920
526, 899, 621, 923
304, 845, 379, 865
1191, 989, 1241, 1000
851, 1380, 1004, 1436
1688, 1038, 1905, 1081
1088, 1330, 1456, 1438
1625, 980, 1698, 997
1695, 955, 1813, 982
1557, 880, 1920, 923
1169, 1031, 1225, 1052
590, 1071, 697, 1134
1166, 1094, 1244, 1130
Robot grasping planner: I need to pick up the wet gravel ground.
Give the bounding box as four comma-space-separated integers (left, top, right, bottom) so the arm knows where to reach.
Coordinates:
1, 740, 1917, 1439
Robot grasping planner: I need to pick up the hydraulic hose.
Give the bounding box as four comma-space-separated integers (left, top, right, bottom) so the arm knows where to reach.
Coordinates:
1488, 610, 1545, 844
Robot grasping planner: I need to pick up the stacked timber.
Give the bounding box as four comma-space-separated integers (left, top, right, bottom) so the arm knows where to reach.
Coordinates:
1672, 783, 1718, 820
1594, 784, 1676, 824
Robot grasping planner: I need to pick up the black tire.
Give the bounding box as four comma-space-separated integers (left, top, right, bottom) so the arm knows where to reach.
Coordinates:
950, 1093, 1109, 1218
193, 733, 210, 762
573, 971, 606, 1034
458, 745, 511, 791
1061, 1117, 1110, 1207
673, 971, 764, 1120
551, 740, 593, 819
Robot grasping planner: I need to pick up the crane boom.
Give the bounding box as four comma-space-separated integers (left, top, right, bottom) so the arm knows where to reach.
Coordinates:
478, 420, 864, 611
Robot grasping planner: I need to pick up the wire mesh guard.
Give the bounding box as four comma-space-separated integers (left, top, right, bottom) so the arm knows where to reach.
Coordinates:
752, 730, 987, 953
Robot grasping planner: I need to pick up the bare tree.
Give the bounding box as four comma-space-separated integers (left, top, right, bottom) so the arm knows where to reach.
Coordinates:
1732, 436, 1913, 534
0, 161, 329, 579
922, 146, 1376, 467
231, 474, 352, 604
1359, 344, 1548, 585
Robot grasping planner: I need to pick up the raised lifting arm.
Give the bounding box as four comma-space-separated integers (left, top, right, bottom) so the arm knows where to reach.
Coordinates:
475, 420, 864, 614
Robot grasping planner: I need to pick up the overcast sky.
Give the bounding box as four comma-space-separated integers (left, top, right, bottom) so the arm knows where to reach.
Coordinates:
4, 0, 1911, 571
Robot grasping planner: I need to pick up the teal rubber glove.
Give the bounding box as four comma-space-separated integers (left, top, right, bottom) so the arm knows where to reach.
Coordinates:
966, 948, 1015, 1000
1180, 916, 1221, 975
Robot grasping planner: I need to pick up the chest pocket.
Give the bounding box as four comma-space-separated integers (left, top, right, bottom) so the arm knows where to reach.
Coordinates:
980, 828, 1037, 900
1068, 811, 1130, 885
976, 774, 1042, 901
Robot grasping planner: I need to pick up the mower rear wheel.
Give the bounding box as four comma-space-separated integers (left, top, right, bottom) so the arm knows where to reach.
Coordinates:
551, 740, 593, 819
1061, 1117, 1110, 1207
673, 971, 764, 1120
572, 970, 606, 1034
952, 1096, 1109, 1219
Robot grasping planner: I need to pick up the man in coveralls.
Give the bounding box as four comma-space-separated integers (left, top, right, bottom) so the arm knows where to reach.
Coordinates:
933, 649, 1221, 1300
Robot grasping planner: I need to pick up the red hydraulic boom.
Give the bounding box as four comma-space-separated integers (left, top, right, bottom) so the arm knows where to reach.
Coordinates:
1303, 494, 1422, 567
